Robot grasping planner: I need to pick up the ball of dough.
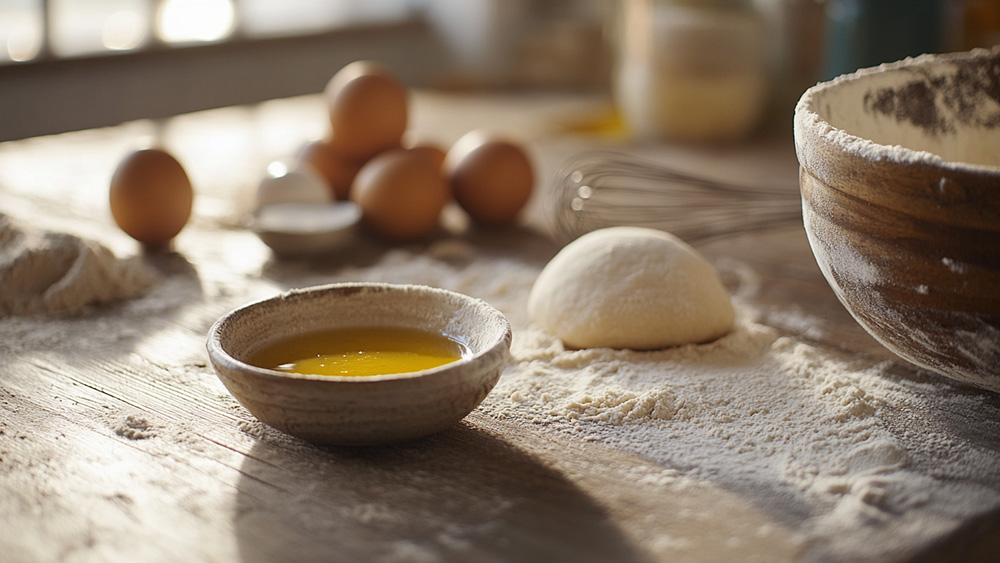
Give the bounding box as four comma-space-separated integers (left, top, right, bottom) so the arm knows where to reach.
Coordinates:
527, 227, 734, 349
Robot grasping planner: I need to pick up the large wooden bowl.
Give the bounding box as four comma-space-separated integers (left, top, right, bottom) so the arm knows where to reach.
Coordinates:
207, 283, 512, 445
794, 47, 1000, 393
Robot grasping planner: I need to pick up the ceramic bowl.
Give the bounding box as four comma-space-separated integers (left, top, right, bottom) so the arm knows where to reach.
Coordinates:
207, 283, 512, 445
250, 202, 361, 256
794, 47, 1000, 392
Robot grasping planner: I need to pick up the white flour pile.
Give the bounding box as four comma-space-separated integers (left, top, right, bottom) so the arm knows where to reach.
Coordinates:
494, 322, 1000, 559
312, 239, 1000, 560
0, 213, 155, 316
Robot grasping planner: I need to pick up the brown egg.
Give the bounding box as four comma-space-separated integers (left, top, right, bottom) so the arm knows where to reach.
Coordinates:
351, 149, 448, 240
296, 138, 366, 200
109, 148, 193, 246
326, 61, 408, 161
444, 131, 534, 227
403, 142, 448, 173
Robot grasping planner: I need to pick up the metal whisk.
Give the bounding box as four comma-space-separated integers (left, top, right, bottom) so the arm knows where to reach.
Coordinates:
550, 150, 803, 243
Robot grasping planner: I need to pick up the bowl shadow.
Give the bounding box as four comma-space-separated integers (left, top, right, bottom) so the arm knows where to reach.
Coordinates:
233, 420, 645, 563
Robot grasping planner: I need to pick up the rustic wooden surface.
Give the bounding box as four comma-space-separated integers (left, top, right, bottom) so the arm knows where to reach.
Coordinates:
1, 92, 998, 562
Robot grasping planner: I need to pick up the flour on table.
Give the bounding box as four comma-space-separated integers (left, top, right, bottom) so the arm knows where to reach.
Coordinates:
0, 213, 155, 316
114, 415, 156, 440
325, 240, 1000, 562
488, 321, 1000, 561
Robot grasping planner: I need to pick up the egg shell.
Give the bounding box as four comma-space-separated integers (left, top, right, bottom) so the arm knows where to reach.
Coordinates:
403, 143, 448, 173
109, 148, 193, 246
351, 149, 449, 240
444, 131, 534, 227
296, 139, 366, 200
255, 160, 330, 210
326, 61, 408, 161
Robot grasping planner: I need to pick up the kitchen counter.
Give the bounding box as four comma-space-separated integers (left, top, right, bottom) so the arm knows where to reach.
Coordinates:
1, 91, 998, 562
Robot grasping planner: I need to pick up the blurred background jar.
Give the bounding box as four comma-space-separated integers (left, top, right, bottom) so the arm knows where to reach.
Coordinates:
955, 0, 1000, 50
820, 0, 947, 80
614, 0, 769, 144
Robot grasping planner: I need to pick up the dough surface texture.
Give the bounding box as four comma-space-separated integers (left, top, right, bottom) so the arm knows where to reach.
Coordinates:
527, 226, 734, 349
0, 214, 154, 317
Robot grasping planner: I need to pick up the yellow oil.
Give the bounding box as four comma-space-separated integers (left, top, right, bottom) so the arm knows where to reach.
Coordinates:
247, 326, 467, 377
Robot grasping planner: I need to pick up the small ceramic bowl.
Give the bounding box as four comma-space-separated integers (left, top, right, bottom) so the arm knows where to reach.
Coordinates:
795, 47, 1000, 392
207, 283, 512, 445
250, 202, 361, 256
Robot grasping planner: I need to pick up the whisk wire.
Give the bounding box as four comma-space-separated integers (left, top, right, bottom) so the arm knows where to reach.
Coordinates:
551, 150, 802, 244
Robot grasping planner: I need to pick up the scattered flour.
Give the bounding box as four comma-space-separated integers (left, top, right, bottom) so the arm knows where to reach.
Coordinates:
484, 314, 1000, 561
0, 213, 154, 316
325, 240, 1000, 561
114, 415, 156, 440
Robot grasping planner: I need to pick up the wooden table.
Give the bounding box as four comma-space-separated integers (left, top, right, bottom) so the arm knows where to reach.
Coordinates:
1, 91, 998, 562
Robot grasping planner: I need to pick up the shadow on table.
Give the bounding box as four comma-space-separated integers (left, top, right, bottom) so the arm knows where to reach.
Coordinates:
907, 503, 1000, 563
233, 420, 645, 563
256, 223, 561, 290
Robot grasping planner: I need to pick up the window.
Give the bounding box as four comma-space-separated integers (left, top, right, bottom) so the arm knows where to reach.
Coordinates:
0, 0, 612, 142
1, 0, 417, 64
0, 0, 439, 141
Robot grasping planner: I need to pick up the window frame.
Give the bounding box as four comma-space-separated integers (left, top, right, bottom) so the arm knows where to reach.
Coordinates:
0, 15, 446, 142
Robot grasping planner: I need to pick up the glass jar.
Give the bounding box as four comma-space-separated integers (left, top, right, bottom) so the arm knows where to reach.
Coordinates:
821, 0, 946, 80
614, 0, 768, 143
961, 0, 1000, 49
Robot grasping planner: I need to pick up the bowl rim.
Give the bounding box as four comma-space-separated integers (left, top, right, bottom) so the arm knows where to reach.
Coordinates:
206, 281, 512, 384
250, 201, 361, 236
794, 46, 1000, 176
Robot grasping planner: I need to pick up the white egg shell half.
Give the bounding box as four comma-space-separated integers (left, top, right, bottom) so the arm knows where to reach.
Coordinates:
254, 159, 330, 210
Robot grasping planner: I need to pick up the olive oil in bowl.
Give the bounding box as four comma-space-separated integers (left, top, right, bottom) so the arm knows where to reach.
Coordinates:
248, 326, 467, 377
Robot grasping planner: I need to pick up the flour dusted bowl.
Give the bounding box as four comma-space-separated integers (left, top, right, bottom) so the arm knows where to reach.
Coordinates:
207, 282, 512, 445
794, 47, 1000, 392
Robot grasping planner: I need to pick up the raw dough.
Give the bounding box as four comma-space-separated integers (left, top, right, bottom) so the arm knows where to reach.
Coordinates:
0, 214, 155, 317
527, 226, 734, 349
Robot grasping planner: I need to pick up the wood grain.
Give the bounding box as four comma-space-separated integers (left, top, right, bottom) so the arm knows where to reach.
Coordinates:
2, 91, 999, 562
